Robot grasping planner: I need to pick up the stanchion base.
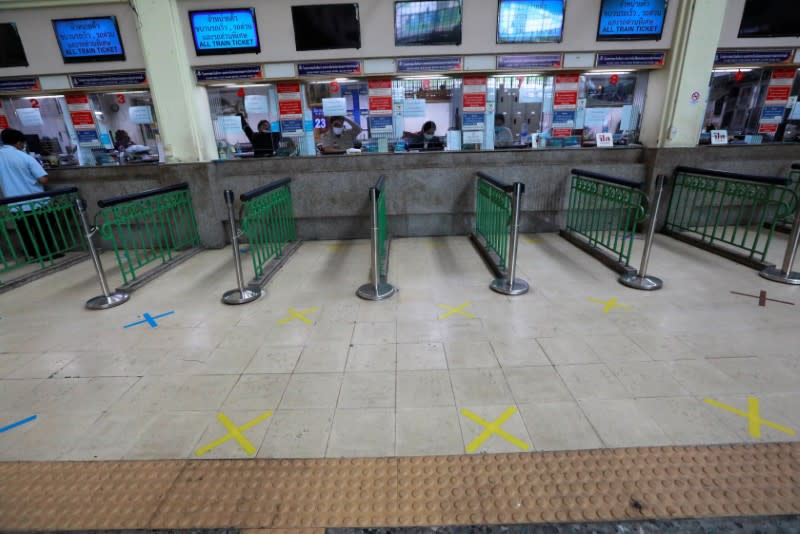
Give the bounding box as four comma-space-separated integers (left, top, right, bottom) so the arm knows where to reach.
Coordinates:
222, 288, 262, 305
490, 278, 530, 296
357, 282, 396, 301
759, 267, 800, 285
618, 274, 663, 291
86, 292, 130, 310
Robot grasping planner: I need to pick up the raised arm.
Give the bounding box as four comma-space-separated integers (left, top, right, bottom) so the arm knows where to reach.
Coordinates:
343, 116, 362, 136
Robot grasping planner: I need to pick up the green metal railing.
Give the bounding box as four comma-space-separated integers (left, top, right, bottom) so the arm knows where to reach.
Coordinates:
664, 166, 797, 265
375, 177, 388, 280
0, 188, 85, 285
565, 169, 648, 267
778, 164, 800, 228
476, 173, 513, 270
96, 183, 200, 285
239, 178, 296, 279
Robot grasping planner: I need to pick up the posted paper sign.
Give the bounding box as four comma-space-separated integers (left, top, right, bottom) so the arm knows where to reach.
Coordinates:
220, 115, 243, 133
710, 130, 728, 145
463, 130, 483, 144
129, 105, 153, 125
404, 99, 426, 117
245, 95, 269, 114
596, 133, 614, 147
17, 108, 43, 127
321, 97, 347, 117
585, 109, 608, 126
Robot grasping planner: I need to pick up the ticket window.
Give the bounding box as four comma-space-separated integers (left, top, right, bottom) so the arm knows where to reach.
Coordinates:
703, 68, 800, 144
89, 91, 160, 164
579, 72, 647, 147
1, 95, 79, 167
306, 80, 370, 152
394, 77, 459, 151
493, 75, 547, 147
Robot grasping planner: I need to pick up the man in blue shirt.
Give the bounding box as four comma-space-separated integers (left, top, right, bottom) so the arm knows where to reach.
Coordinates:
0, 128, 60, 260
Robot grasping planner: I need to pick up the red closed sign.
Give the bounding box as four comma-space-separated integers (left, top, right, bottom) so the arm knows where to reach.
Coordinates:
368, 96, 393, 113
462, 93, 486, 110
277, 82, 301, 95
0, 116, 8, 129
368, 79, 392, 90
554, 91, 578, 106
278, 100, 302, 117
552, 127, 573, 137
766, 86, 791, 102
70, 110, 95, 126
65, 94, 89, 105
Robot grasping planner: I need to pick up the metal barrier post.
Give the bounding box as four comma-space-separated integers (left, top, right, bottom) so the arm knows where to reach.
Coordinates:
75, 198, 130, 310
490, 182, 529, 295
222, 190, 261, 304
357, 187, 395, 301
760, 207, 800, 285
619, 175, 665, 291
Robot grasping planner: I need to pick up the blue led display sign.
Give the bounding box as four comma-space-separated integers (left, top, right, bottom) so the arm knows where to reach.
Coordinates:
497, 0, 565, 43
189, 8, 260, 56
597, 0, 667, 41
52, 16, 125, 63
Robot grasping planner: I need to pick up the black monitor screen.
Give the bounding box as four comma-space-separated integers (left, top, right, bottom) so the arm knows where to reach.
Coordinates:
52, 16, 126, 63
292, 4, 361, 51
738, 0, 800, 38
0, 23, 28, 68
395, 1, 462, 46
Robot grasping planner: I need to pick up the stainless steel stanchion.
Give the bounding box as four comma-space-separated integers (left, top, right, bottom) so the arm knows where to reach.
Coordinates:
357, 187, 395, 301
491, 182, 530, 296
222, 190, 261, 304
760, 207, 800, 285
619, 174, 665, 291
75, 198, 130, 310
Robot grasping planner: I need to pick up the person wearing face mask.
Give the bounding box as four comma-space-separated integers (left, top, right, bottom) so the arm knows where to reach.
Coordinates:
320, 116, 362, 154
493, 114, 514, 148
239, 114, 283, 157
405, 121, 444, 151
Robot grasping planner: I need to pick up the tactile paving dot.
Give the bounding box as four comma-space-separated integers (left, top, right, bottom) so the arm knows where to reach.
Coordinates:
1, 443, 799, 530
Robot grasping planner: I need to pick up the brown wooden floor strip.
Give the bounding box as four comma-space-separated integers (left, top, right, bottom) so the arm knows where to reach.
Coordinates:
1, 443, 799, 531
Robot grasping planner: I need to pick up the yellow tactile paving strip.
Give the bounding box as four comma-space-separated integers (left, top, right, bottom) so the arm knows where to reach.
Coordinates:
1, 443, 798, 531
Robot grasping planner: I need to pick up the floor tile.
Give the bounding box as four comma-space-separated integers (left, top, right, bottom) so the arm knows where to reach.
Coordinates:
666, 359, 751, 395
396, 342, 447, 370
396, 320, 442, 343
537, 337, 600, 365
449, 369, 515, 406
258, 408, 335, 458
60, 411, 156, 461
279, 373, 343, 410
444, 340, 499, 369
124, 411, 213, 460
194, 409, 274, 459
351, 322, 396, 345
518, 401, 604, 451
222, 374, 290, 410
707, 356, 800, 393
0, 412, 99, 461
4, 352, 77, 379
294, 342, 350, 373
579, 399, 672, 448
490, 339, 551, 367
338, 372, 395, 408
326, 408, 395, 457
396, 407, 464, 456
396, 370, 455, 407
608, 361, 690, 397
628, 334, 696, 361
345, 343, 396, 372
583, 335, 652, 363
636, 397, 741, 445
458, 405, 532, 454
505, 366, 574, 404
245, 345, 303, 374
556, 364, 630, 400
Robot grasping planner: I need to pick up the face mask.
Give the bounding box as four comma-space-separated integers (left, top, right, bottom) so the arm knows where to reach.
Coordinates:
423, 133, 434, 141
494, 126, 502, 134
333, 127, 344, 135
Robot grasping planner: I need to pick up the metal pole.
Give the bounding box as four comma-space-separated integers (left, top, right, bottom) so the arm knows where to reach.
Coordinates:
491, 182, 529, 296
222, 190, 261, 304
357, 187, 395, 300
76, 198, 130, 310
619, 174, 665, 291
760, 204, 800, 285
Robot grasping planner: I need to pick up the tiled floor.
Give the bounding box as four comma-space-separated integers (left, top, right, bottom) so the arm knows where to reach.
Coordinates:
0, 233, 798, 461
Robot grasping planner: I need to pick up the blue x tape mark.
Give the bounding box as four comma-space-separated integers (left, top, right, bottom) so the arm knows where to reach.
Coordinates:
124, 310, 175, 329
0, 415, 37, 434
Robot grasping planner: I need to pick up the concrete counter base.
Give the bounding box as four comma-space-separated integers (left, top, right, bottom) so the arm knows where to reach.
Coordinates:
45, 145, 798, 248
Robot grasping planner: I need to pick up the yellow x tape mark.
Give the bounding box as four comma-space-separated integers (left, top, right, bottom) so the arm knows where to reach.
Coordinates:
426, 241, 444, 249
588, 297, 631, 313
195, 411, 273, 457
462, 407, 530, 453
278, 307, 320, 325
437, 301, 475, 320
524, 236, 540, 244
704, 396, 795, 439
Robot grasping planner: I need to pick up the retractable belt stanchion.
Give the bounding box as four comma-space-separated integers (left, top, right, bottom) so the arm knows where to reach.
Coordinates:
222, 190, 261, 304
75, 198, 130, 310
760, 205, 800, 285
490, 181, 529, 296
619, 174, 665, 291
357, 185, 395, 301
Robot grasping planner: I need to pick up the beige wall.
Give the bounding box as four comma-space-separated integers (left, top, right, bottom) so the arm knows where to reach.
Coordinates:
177, 0, 678, 67
718, 0, 800, 49
0, 1, 145, 77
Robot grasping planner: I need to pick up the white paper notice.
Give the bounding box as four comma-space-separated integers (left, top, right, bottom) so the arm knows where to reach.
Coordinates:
129, 106, 154, 124
403, 99, 426, 117
446, 130, 461, 151
321, 97, 347, 117
220, 115, 243, 133
463, 130, 483, 144
596, 132, 613, 147
585, 109, 608, 127
17, 108, 43, 127
519, 87, 539, 103
245, 95, 269, 114
790, 103, 800, 121
710, 130, 728, 145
